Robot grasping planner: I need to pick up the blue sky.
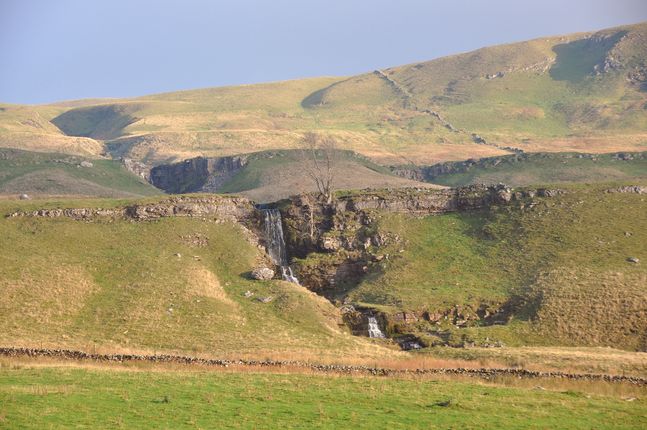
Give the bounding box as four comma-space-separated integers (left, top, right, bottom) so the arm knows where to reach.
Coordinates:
1, 0, 646, 104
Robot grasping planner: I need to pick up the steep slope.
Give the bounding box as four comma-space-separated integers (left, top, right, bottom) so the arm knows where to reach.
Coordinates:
1, 22, 645, 166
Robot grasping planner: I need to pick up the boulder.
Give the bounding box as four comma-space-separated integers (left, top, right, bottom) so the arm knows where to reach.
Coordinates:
19, 194, 31, 200
251, 267, 275, 280
80, 161, 94, 168
319, 235, 341, 252
627, 257, 640, 264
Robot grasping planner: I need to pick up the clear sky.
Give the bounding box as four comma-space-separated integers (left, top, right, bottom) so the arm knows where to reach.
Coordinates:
1, 0, 646, 104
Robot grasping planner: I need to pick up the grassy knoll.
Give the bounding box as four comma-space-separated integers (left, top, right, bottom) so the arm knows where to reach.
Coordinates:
0, 366, 645, 429
425, 152, 647, 187
347, 182, 647, 350
0, 199, 386, 359
217, 150, 438, 202
0, 148, 160, 197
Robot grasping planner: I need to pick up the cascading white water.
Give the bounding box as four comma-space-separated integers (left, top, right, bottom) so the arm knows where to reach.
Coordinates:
281, 266, 300, 284
367, 316, 385, 338
263, 208, 299, 284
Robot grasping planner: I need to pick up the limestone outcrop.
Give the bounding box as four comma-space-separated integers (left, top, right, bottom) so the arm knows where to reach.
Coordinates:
150, 155, 248, 194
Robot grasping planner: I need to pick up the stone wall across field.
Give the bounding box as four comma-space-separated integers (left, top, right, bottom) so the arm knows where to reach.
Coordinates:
1, 347, 644, 385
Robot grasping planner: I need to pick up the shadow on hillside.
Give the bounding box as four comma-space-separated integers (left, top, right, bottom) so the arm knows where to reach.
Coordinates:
51, 104, 140, 140
301, 79, 349, 108
549, 31, 626, 83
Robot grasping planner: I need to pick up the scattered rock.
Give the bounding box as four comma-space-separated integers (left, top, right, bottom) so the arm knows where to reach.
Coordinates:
537, 188, 565, 197
492, 183, 512, 203
257, 296, 273, 303
174, 253, 181, 258
243, 291, 254, 298
339, 304, 356, 314
607, 186, 647, 194
79, 161, 94, 168
179, 233, 209, 247
251, 267, 275, 280
627, 257, 640, 264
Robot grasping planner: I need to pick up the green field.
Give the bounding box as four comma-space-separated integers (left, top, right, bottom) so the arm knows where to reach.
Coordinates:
0, 366, 645, 429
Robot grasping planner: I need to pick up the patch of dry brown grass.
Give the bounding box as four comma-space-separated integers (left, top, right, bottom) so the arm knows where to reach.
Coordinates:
0, 263, 96, 337
185, 266, 237, 307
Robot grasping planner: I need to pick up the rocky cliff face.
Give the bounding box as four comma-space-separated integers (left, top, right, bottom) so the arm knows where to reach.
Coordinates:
149, 156, 247, 194
280, 185, 524, 298
7, 195, 257, 223
274, 184, 566, 346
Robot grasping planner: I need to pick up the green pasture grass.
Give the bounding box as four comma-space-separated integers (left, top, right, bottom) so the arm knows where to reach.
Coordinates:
0, 366, 645, 429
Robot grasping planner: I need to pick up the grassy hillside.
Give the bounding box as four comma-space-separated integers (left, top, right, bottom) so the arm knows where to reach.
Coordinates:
0, 148, 160, 198
2, 182, 644, 354
1, 366, 645, 429
0, 198, 387, 359
418, 152, 647, 187
217, 150, 440, 202
341, 182, 647, 350
1, 22, 645, 166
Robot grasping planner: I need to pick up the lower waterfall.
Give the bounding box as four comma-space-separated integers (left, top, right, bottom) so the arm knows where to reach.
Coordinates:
367, 316, 385, 338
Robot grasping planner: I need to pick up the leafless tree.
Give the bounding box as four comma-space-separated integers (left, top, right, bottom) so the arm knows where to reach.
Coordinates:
299, 132, 339, 204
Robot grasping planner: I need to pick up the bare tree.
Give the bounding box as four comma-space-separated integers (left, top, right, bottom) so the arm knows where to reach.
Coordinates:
299, 132, 339, 204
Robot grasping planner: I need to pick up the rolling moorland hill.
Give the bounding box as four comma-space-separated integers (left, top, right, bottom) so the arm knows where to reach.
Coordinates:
0, 21, 645, 168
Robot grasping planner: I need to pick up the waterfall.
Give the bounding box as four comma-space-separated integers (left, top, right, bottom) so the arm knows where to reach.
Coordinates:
367, 316, 385, 338
263, 209, 299, 284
